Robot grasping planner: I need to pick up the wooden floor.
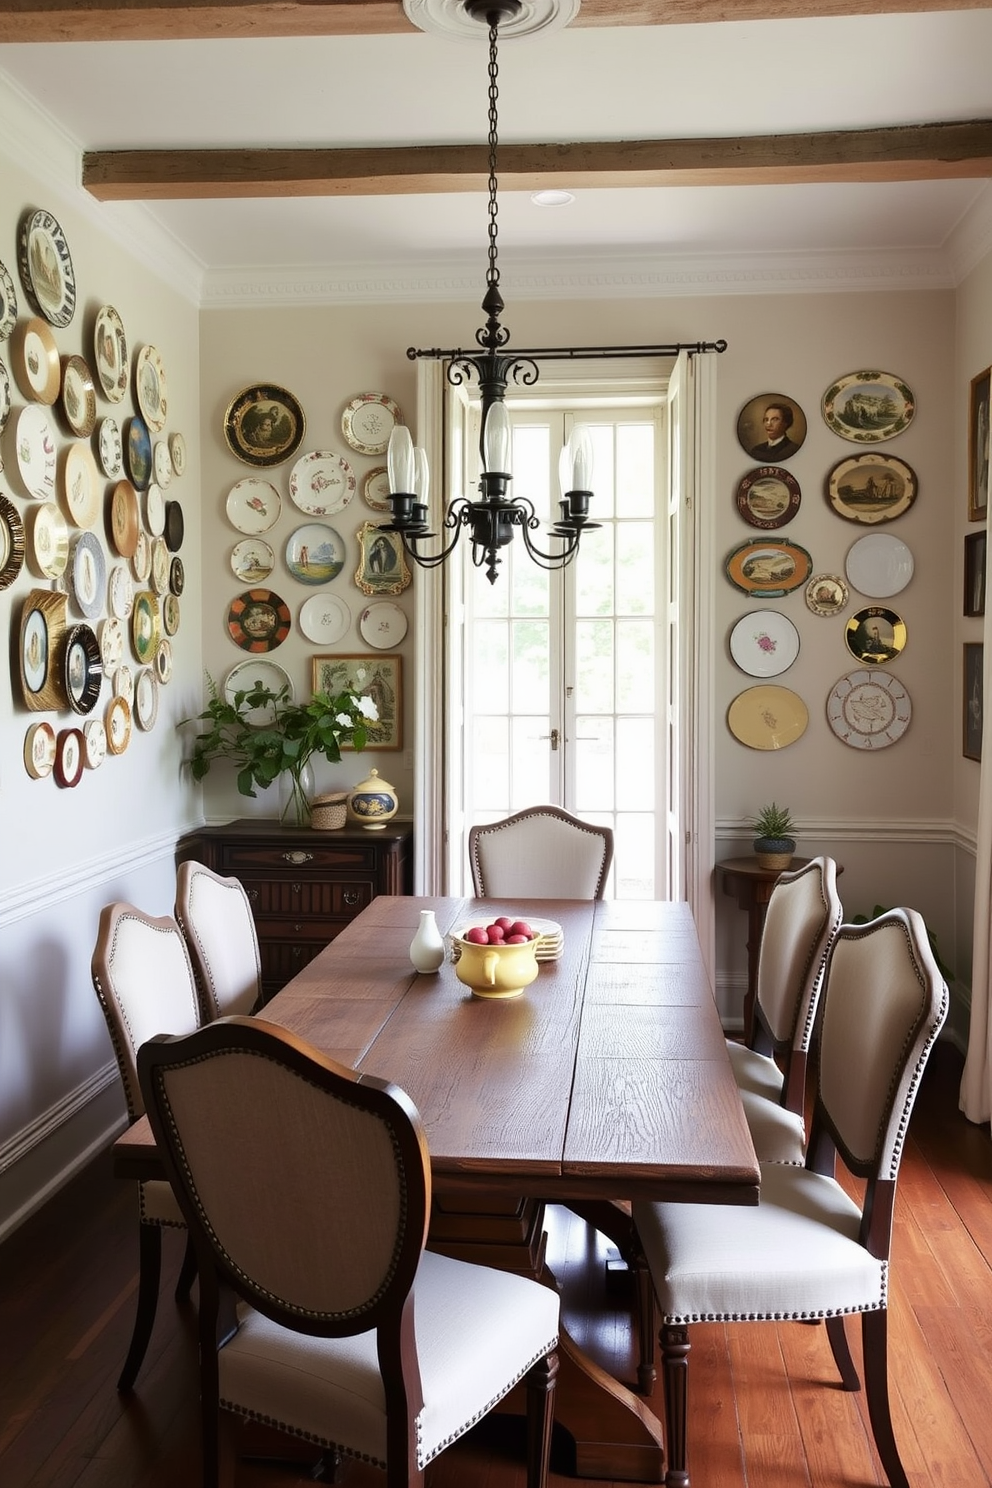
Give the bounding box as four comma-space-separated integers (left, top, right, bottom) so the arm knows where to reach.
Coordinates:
2, 1041, 992, 1488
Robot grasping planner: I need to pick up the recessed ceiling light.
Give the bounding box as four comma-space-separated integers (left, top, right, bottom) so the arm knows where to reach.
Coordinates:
531, 190, 575, 207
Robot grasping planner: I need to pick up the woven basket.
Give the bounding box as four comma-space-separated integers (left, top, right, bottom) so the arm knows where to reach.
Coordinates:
310, 792, 348, 831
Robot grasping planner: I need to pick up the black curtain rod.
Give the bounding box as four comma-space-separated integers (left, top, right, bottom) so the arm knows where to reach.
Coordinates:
406, 339, 727, 363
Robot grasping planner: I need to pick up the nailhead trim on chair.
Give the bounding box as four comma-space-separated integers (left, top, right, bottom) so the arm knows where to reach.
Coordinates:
661, 1287, 887, 1326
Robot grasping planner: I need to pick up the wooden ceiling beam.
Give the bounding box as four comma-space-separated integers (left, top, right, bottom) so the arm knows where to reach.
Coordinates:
0, 0, 986, 45
82, 120, 992, 200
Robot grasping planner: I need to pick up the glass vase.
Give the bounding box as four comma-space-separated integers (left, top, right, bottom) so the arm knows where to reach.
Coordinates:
279, 761, 315, 827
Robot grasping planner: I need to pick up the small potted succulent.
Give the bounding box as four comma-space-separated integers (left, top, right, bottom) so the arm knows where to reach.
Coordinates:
748, 802, 797, 870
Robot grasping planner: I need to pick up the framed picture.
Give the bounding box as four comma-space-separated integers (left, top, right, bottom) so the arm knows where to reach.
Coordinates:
964, 642, 984, 761
735, 393, 807, 464
311, 653, 402, 750
965, 530, 987, 617
970, 367, 991, 522
354, 521, 412, 597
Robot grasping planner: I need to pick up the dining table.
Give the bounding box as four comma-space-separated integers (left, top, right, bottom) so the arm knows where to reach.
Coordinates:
114, 892, 759, 1484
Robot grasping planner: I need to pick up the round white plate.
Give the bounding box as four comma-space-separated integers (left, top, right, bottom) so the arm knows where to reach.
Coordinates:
359, 601, 408, 650
29, 502, 69, 578
153, 439, 173, 488
70, 532, 106, 619
363, 465, 392, 512
100, 615, 125, 674
341, 393, 402, 456
288, 450, 356, 516
98, 417, 123, 478
15, 404, 58, 500
729, 609, 800, 678
135, 344, 168, 433
134, 667, 159, 730
145, 481, 166, 537
845, 533, 914, 599
226, 477, 281, 534
224, 659, 293, 725
298, 592, 351, 645
231, 537, 274, 584
109, 563, 134, 620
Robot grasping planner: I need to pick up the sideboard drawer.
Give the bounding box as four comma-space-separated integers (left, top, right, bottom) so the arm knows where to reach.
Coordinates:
239, 878, 374, 918
217, 842, 380, 875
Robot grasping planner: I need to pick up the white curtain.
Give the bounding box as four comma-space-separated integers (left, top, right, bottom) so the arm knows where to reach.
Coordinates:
960, 546, 992, 1123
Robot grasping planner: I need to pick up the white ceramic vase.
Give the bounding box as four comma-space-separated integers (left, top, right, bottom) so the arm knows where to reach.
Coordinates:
409, 909, 445, 973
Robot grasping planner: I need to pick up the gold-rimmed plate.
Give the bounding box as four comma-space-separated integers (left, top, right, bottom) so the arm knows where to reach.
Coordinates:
224, 383, 305, 468
11, 317, 60, 404
135, 344, 168, 432
24, 720, 56, 779
94, 304, 129, 403
60, 354, 97, 437
106, 694, 132, 755
0, 493, 25, 592
132, 590, 161, 665
844, 605, 907, 665
18, 207, 76, 327
822, 370, 915, 444
27, 502, 68, 580
341, 392, 403, 457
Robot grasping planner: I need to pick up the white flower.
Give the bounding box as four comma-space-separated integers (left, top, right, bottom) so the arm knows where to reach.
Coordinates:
357, 695, 379, 720
335, 712, 354, 729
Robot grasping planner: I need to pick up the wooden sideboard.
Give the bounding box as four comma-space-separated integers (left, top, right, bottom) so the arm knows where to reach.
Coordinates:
176, 818, 413, 1001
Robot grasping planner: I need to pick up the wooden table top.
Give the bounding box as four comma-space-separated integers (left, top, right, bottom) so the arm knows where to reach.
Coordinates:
114, 895, 759, 1207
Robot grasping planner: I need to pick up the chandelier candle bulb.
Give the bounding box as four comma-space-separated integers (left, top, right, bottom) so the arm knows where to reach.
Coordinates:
410, 909, 446, 974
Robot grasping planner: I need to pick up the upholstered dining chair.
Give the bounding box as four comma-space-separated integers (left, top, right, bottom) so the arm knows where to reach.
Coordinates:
90, 901, 202, 1390
468, 805, 614, 899
632, 907, 948, 1488
727, 854, 843, 1166
137, 1016, 560, 1488
175, 859, 262, 1021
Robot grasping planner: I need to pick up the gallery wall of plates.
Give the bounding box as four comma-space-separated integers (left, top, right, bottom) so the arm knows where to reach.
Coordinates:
0, 205, 189, 789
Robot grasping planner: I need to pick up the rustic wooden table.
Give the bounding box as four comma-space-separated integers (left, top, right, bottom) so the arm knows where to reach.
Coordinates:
115, 894, 758, 1482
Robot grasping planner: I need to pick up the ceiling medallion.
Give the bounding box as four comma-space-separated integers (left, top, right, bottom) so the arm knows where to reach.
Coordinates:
402, 0, 580, 41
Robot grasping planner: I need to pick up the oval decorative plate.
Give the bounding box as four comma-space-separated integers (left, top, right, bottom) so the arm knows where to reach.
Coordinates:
231, 536, 274, 583
226, 477, 281, 535
28, 502, 68, 579
19, 207, 76, 327
224, 383, 306, 468
827, 452, 917, 524
363, 466, 392, 512
804, 573, 848, 617
150, 535, 170, 596
125, 414, 153, 490
224, 658, 294, 725
724, 538, 813, 598
24, 720, 57, 779
827, 668, 912, 750
845, 605, 907, 665
341, 392, 403, 457
285, 522, 345, 584
70, 532, 106, 619
11, 316, 60, 403
298, 592, 351, 645
63, 442, 102, 530
0, 493, 25, 591
735, 466, 801, 529
169, 556, 185, 597
98, 416, 123, 478
821, 370, 915, 444
0, 257, 17, 339
728, 685, 809, 751
155, 638, 173, 686
288, 450, 356, 516
60, 354, 97, 437
845, 532, 914, 598
83, 718, 107, 769
145, 481, 166, 537
110, 478, 140, 557
227, 588, 292, 653
729, 610, 800, 678
105, 694, 132, 755
134, 667, 159, 730
15, 404, 58, 500
62, 623, 103, 715
109, 563, 134, 620
153, 439, 173, 488
131, 591, 161, 665
94, 305, 129, 403
359, 601, 409, 650
135, 344, 168, 432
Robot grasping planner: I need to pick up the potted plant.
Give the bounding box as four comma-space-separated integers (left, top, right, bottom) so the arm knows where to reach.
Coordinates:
182, 675, 379, 826
747, 802, 797, 870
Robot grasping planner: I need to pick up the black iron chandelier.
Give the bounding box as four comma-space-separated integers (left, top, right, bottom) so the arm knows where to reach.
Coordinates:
382, 0, 598, 585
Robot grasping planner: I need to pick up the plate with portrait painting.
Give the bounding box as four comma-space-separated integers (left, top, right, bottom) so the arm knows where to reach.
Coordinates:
224, 383, 306, 469
821, 370, 915, 445
736, 393, 807, 464
227, 588, 292, 653
735, 467, 801, 529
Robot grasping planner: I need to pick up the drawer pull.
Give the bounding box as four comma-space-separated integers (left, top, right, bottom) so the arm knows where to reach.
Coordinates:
281, 851, 314, 865
344, 890, 361, 906
294, 923, 304, 933
292, 882, 302, 895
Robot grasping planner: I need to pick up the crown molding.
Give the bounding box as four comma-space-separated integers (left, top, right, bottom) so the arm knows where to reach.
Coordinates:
947, 180, 992, 285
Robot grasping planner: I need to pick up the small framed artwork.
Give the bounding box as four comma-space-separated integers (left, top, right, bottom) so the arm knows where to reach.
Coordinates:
965, 530, 987, 617
311, 653, 403, 750
969, 366, 990, 522
354, 521, 412, 597
964, 642, 984, 761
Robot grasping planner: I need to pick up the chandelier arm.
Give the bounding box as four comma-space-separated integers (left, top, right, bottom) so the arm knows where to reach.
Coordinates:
518, 522, 581, 569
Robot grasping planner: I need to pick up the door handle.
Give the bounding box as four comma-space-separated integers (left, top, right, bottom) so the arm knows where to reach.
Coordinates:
538, 728, 560, 750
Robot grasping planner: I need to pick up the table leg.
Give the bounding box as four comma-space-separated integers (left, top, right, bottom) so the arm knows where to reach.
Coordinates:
742, 899, 769, 1043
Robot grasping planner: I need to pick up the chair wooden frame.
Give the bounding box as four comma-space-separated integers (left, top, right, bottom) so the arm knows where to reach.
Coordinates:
468, 805, 614, 900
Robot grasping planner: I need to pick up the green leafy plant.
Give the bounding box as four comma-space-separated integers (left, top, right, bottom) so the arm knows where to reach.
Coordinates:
181, 675, 378, 825
747, 802, 796, 841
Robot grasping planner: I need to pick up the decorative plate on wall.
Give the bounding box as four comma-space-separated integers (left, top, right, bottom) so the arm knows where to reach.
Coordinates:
109, 562, 134, 625
0, 355, 9, 439
131, 590, 161, 665
224, 383, 306, 468
24, 720, 57, 779
169, 556, 185, 596
289, 450, 356, 516
844, 605, 907, 665
804, 573, 848, 617
125, 414, 153, 490
28, 502, 68, 580
145, 481, 166, 538
11, 317, 60, 404
163, 593, 180, 636
15, 404, 58, 501
821, 370, 915, 444
735, 466, 801, 529
227, 588, 292, 653
0, 256, 17, 339
105, 694, 132, 755
115, 662, 134, 708
724, 538, 813, 598
100, 615, 125, 674
298, 592, 350, 645
155, 638, 173, 686
83, 717, 107, 770
18, 207, 76, 327
285, 522, 346, 584
20, 588, 67, 712
135, 344, 168, 432
735, 392, 807, 463
727, 685, 809, 750
231, 537, 274, 583
98, 417, 123, 479
826, 452, 917, 523
729, 610, 800, 678
363, 466, 392, 512
153, 439, 173, 488
341, 392, 403, 457
134, 667, 159, 731
132, 527, 151, 584
62, 623, 103, 715
63, 443, 102, 530
169, 431, 186, 477
109, 478, 140, 557
53, 728, 85, 788
826, 668, 912, 750
59, 354, 97, 437
94, 304, 129, 403
226, 477, 281, 535
359, 601, 409, 650
224, 659, 293, 725
0, 493, 25, 592
845, 532, 914, 598
69, 532, 106, 620
164, 500, 184, 552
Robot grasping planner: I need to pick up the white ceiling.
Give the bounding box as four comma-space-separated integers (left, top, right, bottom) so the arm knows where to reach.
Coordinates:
1, 7, 991, 299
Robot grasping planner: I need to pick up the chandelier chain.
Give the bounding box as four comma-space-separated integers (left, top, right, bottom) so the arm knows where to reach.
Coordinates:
486, 17, 500, 295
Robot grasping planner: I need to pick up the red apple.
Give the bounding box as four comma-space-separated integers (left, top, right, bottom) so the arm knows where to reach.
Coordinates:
508, 920, 533, 939
464, 926, 489, 945
505, 933, 530, 944
494, 916, 516, 932
486, 923, 505, 941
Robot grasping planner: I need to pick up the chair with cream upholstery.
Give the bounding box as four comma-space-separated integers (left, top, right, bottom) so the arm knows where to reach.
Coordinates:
137, 1016, 560, 1488
90, 901, 202, 1390
175, 859, 262, 1021
468, 805, 613, 900
728, 855, 843, 1166
632, 908, 948, 1488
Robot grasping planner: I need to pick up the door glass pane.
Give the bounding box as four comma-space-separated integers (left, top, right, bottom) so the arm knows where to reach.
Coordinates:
616, 424, 655, 518
472, 620, 509, 713
575, 715, 615, 812
617, 619, 654, 712
510, 619, 551, 712
471, 714, 509, 811
616, 522, 654, 616
576, 619, 615, 714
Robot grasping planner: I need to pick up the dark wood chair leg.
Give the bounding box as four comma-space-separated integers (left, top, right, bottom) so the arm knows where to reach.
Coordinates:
117, 1221, 162, 1392
861, 1309, 910, 1488
661, 1323, 690, 1488
635, 1249, 657, 1394
825, 1314, 860, 1391
175, 1231, 197, 1301
525, 1351, 559, 1488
